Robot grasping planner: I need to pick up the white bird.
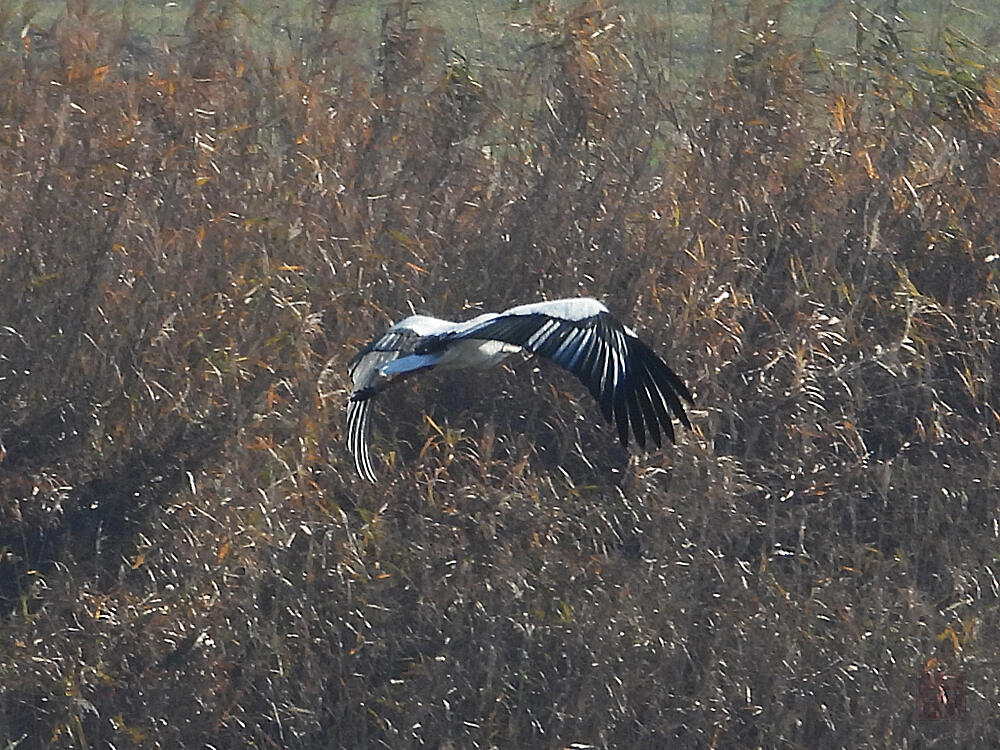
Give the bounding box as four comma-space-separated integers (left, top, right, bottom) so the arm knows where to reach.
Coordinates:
347, 297, 692, 482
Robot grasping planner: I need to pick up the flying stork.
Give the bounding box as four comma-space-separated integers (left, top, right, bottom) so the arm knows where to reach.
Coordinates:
347, 297, 692, 482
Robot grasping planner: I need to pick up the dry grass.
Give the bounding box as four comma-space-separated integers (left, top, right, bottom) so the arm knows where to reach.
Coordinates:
1, 1, 998, 747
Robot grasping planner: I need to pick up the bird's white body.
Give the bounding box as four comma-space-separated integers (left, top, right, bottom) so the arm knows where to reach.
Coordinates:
433, 338, 522, 368
389, 314, 519, 369
347, 297, 691, 482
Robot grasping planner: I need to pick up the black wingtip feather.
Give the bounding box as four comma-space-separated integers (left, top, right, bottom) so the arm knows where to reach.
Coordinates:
612, 373, 630, 447
347, 396, 378, 482
637, 377, 662, 449
640, 343, 691, 429
625, 380, 647, 449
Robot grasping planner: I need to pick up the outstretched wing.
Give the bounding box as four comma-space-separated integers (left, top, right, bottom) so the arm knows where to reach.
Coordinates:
453, 300, 692, 448
346, 397, 378, 482
347, 325, 426, 483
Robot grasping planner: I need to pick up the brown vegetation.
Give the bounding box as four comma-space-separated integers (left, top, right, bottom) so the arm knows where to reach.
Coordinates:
1, 1, 998, 747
